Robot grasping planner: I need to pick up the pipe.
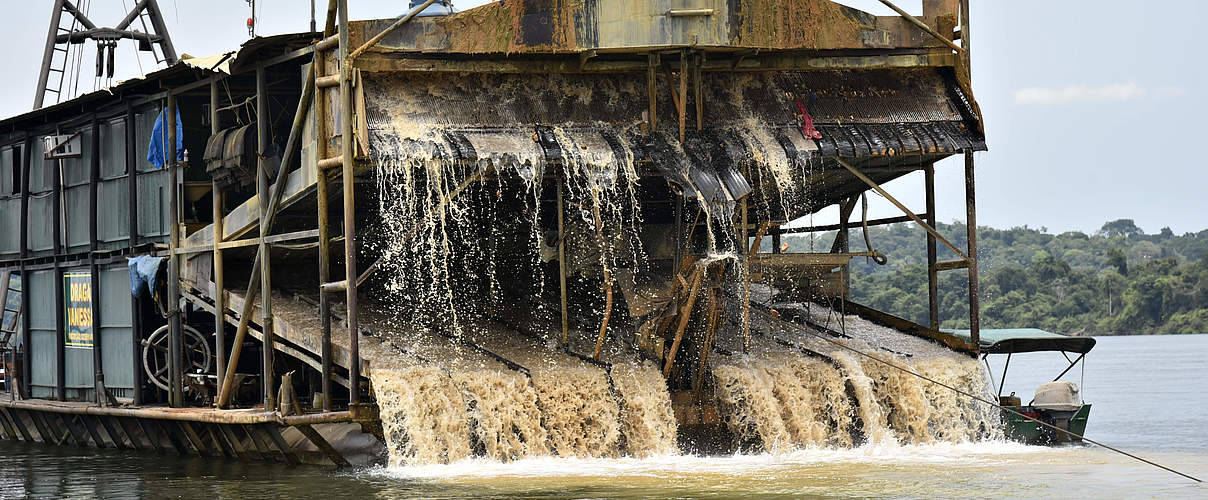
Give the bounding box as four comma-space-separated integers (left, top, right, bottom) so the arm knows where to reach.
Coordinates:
337, 0, 361, 405
256, 66, 276, 411
211, 80, 227, 388
965, 153, 980, 347
166, 92, 182, 407
876, 0, 964, 53
346, 0, 437, 62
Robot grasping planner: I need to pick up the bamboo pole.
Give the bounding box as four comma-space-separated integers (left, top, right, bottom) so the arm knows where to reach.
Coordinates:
211, 80, 227, 387
337, 0, 361, 405
313, 48, 333, 412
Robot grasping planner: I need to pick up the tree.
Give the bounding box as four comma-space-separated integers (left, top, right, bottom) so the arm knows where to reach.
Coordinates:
1098, 219, 1143, 238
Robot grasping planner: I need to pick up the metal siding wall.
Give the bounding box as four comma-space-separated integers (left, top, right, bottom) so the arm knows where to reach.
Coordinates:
135, 106, 169, 241
137, 170, 168, 238
0, 198, 18, 257
29, 270, 57, 393
100, 265, 133, 389
0, 146, 11, 195
62, 127, 92, 252
98, 119, 130, 248
27, 156, 55, 254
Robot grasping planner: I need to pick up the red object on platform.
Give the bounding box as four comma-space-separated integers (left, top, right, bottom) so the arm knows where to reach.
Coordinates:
794, 97, 823, 140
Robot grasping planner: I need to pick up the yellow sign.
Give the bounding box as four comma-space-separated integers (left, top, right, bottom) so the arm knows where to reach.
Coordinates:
64, 272, 93, 349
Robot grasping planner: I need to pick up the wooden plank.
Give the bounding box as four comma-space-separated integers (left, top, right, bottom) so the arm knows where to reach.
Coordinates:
752, 253, 856, 267
25, 410, 54, 443
217, 423, 252, 460
259, 424, 302, 465
243, 423, 281, 463
0, 407, 16, 439
79, 415, 108, 448
129, 417, 165, 452
97, 416, 133, 450
294, 423, 351, 467
177, 421, 214, 457
233, 424, 268, 461
180, 163, 319, 249
3, 409, 34, 442
205, 423, 237, 458
155, 419, 192, 456
933, 259, 969, 272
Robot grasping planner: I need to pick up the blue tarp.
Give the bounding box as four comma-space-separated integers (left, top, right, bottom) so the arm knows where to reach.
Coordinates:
128, 255, 166, 300
146, 108, 183, 169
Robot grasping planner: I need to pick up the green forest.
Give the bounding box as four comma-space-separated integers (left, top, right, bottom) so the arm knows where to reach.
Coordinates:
785, 219, 1208, 335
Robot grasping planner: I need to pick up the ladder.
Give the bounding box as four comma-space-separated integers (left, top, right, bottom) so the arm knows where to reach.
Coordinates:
41, 20, 79, 105
0, 270, 22, 349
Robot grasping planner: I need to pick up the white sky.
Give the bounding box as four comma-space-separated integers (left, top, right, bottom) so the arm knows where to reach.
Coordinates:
2, 0, 1204, 235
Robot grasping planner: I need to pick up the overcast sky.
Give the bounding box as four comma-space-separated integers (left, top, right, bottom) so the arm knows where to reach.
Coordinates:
3, 1, 1203, 235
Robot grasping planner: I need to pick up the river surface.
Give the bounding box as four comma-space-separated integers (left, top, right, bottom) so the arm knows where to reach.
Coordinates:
1, 335, 1205, 499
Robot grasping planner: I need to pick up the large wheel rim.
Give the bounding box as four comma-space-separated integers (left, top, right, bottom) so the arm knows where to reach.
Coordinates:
142, 324, 213, 391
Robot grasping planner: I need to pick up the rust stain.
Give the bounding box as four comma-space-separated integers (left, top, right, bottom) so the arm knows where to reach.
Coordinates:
732, 0, 870, 50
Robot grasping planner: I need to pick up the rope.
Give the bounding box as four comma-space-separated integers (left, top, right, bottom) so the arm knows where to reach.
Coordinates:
733, 296, 1202, 483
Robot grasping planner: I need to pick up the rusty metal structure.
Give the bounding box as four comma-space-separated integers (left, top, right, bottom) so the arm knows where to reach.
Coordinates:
0, 0, 985, 463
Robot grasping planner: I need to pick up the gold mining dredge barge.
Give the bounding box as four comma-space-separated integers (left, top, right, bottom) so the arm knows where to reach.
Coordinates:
0, 0, 1005, 465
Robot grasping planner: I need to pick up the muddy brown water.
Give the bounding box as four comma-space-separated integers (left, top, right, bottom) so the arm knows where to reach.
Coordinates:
1, 335, 1204, 499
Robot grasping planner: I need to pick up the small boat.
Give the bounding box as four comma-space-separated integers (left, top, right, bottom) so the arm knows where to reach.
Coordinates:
948, 328, 1095, 445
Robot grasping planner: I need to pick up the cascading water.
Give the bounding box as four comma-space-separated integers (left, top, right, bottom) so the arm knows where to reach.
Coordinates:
354, 71, 1003, 466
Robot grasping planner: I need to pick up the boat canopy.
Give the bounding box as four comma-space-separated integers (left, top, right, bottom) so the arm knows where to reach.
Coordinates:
943, 328, 1096, 354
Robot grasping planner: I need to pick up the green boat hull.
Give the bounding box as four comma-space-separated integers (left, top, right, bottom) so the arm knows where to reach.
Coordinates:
1003, 404, 1091, 445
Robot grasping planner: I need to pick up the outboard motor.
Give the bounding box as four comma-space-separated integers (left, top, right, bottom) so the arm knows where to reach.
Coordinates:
409, 0, 456, 17
1031, 381, 1083, 444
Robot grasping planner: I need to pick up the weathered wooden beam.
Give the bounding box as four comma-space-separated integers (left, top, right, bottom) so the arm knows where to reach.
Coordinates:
96, 416, 131, 450
155, 420, 191, 456
132, 417, 166, 452
177, 421, 213, 457
217, 424, 252, 460
295, 423, 351, 467
79, 415, 108, 448
2, 409, 34, 442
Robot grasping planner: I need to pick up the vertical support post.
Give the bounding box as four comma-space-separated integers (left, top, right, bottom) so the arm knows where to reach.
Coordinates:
925, 164, 939, 329
964, 153, 979, 347
646, 54, 658, 132
19, 139, 32, 399
256, 66, 276, 411
34, 0, 67, 109
166, 92, 183, 407
125, 104, 143, 405
556, 182, 569, 346
89, 116, 105, 404
678, 49, 688, 143
740, 197, 750, 353
693, 52, 703, 131
960, 0, 978, 347
52, 128, 65, 401
314, 49, 334, 412
337, 0, 361, 405
210, 80, 227, 387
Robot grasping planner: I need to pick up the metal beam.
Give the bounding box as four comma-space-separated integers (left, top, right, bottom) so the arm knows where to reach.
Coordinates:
834, 158, 969, 262
925, 164, 940, 329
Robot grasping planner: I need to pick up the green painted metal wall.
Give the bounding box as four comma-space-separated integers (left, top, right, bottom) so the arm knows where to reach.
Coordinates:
28, 270, 56, 399
99, 265, 134, 392
0, 145, 18, 258
62, 127, 93, 253
97, 118, 130, 250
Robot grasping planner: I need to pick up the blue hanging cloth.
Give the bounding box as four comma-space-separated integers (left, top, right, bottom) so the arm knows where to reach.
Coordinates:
146, 108, 183, 169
